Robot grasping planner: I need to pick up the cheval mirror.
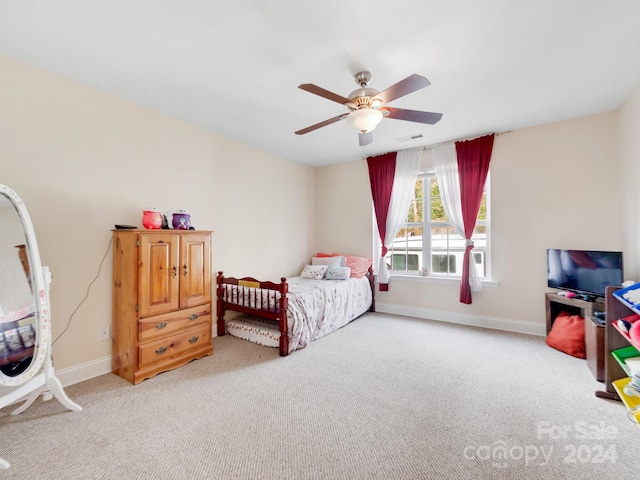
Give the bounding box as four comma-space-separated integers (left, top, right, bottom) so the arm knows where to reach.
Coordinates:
0, 183, 81, 469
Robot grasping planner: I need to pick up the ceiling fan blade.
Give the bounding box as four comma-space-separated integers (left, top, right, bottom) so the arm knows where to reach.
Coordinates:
373, 74, 431, 105
359, 132, 373, 146
381, 107, 443, 125
295, 113, 348, 135
298, 84, 351, 105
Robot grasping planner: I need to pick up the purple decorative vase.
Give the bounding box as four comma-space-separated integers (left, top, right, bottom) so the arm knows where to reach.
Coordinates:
172, 210, 191, 230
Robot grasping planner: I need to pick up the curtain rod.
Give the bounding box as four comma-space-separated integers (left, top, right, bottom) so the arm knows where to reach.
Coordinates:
421, 129, 512, 151
364, 130, 512, 160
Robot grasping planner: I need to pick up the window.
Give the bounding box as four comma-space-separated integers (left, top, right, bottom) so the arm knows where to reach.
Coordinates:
384, 173, 489, 278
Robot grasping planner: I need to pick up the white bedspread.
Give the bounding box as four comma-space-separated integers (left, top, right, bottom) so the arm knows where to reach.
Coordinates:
286, 276, 372, 352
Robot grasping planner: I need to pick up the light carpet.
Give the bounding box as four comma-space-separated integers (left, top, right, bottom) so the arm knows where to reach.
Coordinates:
1, 312, 639, 479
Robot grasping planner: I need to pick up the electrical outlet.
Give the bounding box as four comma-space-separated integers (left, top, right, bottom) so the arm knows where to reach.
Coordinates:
98, 325, 110, 342
426, 290, 432, 300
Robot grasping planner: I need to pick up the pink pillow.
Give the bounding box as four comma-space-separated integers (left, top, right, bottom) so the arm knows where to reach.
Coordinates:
546, 312, 585, 358
332, 252, 373, 278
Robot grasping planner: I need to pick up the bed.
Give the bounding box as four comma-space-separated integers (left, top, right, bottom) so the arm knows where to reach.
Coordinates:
216, 255, 375, 356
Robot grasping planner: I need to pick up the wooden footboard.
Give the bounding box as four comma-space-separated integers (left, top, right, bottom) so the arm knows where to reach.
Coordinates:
216, 271, 290, 356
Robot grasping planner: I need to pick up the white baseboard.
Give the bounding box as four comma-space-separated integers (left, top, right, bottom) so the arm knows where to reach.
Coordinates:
56, 355, 112, 387
375, 302, 546, 337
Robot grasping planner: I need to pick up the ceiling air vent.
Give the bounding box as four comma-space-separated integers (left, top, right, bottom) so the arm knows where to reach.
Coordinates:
397, 133, 424, 142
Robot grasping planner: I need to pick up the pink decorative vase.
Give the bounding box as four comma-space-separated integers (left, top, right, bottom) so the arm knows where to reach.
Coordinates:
142, 209, 163, 229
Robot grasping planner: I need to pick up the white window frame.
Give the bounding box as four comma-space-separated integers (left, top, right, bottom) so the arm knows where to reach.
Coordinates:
381, 170, 492, 281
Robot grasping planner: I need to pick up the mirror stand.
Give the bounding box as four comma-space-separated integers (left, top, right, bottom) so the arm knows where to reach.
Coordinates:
0, 266, 82, 469
0, 184, 82, 470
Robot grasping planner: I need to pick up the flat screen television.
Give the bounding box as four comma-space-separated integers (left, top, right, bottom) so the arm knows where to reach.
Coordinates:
547, 249, 623, 298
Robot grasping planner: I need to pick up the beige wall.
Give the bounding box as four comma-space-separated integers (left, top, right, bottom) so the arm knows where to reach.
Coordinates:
0, 56, 315, 370
619, 85, 640, 280
316, 111, 623, 326
314, 159, 374, 257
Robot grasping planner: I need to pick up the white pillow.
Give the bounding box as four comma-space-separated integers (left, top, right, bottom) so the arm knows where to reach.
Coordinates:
325, 265, 351, 280
312, 256, 347, 267
300, 264, 328, 280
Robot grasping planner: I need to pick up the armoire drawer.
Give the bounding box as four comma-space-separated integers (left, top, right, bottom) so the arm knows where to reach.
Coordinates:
138, 304, 211, 342
138, 325, 211, 368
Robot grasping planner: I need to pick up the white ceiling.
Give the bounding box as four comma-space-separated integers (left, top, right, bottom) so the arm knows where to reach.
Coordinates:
1, 1, 640, 167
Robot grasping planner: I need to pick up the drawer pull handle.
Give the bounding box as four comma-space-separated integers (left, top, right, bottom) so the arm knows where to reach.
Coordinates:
155, 346, 168, 355
172, 266, 178, 278
189, 313, 199, 321
183, 264, 188, 277
156, 321, 168, 329
188, 336, 199, 344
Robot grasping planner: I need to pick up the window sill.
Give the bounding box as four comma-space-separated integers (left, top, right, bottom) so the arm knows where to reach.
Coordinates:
386, 273, 500, 288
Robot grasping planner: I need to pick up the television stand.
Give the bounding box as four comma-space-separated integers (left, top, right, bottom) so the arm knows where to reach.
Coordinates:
545, 292, 606, 381
545, 292, 604, 334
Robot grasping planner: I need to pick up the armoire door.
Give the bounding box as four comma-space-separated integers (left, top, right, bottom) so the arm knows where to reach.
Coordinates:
138, 233, 180, 317
179, 234, 211, 309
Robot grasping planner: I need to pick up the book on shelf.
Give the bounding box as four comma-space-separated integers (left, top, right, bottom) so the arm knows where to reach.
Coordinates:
625, 356, 640, 372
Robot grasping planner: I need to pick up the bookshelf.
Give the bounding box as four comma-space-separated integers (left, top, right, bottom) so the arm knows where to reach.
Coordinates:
596, 286, 640, 426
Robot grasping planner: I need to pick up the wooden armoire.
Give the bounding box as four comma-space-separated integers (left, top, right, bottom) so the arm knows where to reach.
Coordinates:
111, 229, 213, 384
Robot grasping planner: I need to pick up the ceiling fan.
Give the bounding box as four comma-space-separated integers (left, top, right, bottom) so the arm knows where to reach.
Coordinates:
295, 71, 443, 146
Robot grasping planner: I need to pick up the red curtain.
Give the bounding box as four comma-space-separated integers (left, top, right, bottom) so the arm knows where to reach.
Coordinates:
455, 134, 494, 304
367, 152, 397, 291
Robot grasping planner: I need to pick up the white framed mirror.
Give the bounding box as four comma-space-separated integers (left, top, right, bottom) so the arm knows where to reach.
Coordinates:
0, 186, 47, 383
0, 184, 81, 469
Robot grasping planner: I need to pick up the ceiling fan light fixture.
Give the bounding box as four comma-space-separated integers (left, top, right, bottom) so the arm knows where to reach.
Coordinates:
346, 108, 383, 133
